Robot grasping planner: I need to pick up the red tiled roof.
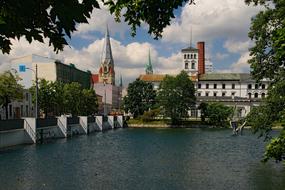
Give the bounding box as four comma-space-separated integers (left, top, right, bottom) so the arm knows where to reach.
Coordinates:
91, 74, 99, 84
139, 74, 197, 82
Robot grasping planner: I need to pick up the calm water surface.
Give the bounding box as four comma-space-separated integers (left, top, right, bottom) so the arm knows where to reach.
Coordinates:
0, 128, 284, 190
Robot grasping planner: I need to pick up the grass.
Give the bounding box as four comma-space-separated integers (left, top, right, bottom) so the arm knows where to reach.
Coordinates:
127, 118, 203, 126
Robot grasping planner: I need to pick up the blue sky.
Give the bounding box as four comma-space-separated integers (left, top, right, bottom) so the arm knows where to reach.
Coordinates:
0, 0, 261, 85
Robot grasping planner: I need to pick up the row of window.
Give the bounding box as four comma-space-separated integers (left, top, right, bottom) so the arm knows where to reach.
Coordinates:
197, 92, 236, 97
185, 61, 196, 70
197, 92, 266, 98
248, 84, 266, 89
197, 83, 266, 90
184, 53, 197, 59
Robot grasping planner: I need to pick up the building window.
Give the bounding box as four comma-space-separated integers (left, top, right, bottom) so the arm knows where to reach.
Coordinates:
184, 54, 186, 59
25, 93, 29, 101
255, 84, 259, 89
254, 93, 258, 98
191, 54, 193, 59
197, 92, 201, 96
187, 54, 190, 59
222, 84, 226, 89
214, 84, 217, 89
248, 84, 252, 89
185, 62, 189, 69
262, 84, 266, 89
194, 54, 197, 59
232, 84, 235, 89
198, 83, 201, 89
248, 93, 252, 99
222, 92, 226, 97
231, 92, 235, 96
205, 92, 209, 96
26, 105, 29, 116
213, 92, 217, 97
261, 93, 265, 98
206, 84, 209, 89
191, 61, 195, 69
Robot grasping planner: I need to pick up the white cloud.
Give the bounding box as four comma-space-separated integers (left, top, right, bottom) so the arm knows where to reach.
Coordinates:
74, 2, 130, 38
230, 52, 251, 72
215, 52, 229, 61
162, 0, 261, 44
0, 37, 184, 85
224, 40, 252, 54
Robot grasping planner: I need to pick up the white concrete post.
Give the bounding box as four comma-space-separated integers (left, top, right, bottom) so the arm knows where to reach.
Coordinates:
117, 116, 123, 128
95, 116, 103, 131
57, 116, 67, 137
22, 117, 36, 143
108, 116, 114, 129
79, 116, 88, 134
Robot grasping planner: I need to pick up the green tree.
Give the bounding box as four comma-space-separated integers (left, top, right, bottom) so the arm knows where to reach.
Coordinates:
200, 102, 233, 127
63, 82, 83, 116
0, 0, 193, 54
157, 71, 195, 124
123, 79, 156, 118
0, 71, 23, 119
245, 0, 285, 162
30, 79, 57, 118
80, 89, 98, 116
52, 81, 65, 116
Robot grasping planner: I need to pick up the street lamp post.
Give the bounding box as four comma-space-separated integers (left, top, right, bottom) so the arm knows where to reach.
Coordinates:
20, 64, 38, 118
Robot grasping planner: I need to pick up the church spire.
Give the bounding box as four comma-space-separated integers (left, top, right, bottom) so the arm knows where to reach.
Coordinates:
101, 25, 113, 65
145, 49, 153, 74
98, 25, 115, 85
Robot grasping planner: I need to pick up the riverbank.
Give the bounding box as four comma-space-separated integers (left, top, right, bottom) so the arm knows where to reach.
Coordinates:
127, 119, 216, 128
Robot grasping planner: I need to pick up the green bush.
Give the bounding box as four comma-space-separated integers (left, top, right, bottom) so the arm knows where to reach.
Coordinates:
200, 102, 233, 127
141, 108, 160, 122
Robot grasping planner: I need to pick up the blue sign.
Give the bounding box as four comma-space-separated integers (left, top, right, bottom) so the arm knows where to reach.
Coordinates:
19, 65, 26, 72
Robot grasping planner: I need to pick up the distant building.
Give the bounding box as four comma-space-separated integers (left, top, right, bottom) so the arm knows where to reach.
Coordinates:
205, 59, 213, 73
92, 26, 122, 114
0, 90, 34, 120
145, 50, 153, 74
139, 42, 269, 118
11, 54, 91, 89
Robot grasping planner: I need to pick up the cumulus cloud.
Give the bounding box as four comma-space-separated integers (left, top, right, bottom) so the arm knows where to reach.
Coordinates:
215, 52, 229, 61
224, 39, 252, 54
162, 0, 261, 44
74, 2, 130, 38
0, 37, 184, 85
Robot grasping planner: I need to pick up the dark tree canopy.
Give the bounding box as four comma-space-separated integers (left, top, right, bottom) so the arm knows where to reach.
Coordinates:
245, 0, 285, 162
0, 0, 192, 54
123, 79, 156, 118
245, 0, 285, 82
157, 71, 196, 124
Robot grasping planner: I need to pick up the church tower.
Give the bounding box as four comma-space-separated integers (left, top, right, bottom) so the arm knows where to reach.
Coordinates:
145, 49, 153, 74
99, 26, 115, 85
181, 42, 205, 77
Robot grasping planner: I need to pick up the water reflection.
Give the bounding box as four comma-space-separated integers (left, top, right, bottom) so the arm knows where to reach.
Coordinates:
0, 128, 284, 190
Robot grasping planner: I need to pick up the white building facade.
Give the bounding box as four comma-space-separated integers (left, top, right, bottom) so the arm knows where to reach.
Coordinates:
139, 42, 269, 118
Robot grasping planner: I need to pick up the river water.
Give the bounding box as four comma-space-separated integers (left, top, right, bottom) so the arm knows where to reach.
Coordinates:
0, 128, 284, 190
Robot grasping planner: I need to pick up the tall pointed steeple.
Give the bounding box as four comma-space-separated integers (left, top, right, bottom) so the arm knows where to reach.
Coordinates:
101, 25, 114, 65
99, 25, 115, 85
145, 49, 153, 74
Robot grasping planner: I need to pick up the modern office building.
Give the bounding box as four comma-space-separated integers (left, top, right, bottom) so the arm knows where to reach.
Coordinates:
11, 54, 91, 89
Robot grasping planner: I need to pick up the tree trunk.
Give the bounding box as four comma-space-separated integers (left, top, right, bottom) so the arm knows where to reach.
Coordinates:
5, 104, 8, 120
